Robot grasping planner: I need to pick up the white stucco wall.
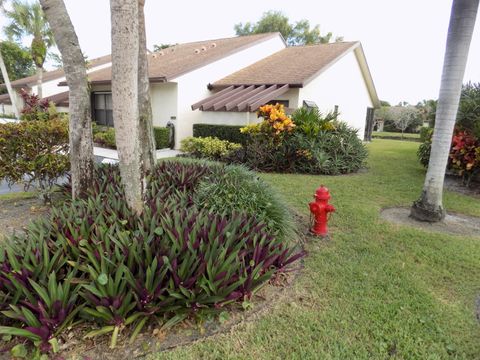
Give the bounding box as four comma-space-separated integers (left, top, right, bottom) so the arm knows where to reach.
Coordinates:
298, 51, 373, 139
172, 35, 286, 148
150, 83, 178, 127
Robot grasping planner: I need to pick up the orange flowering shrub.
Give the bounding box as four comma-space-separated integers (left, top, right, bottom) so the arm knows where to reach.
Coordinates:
241, 103, 295, 136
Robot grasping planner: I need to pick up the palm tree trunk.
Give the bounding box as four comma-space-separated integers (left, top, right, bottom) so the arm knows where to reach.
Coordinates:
137, 0, 155, 175
110, 0, 143, 214
411, 0, 479, 222
0, 42, 20, 118
36, 66, 43, 98
40, 0, 95, 199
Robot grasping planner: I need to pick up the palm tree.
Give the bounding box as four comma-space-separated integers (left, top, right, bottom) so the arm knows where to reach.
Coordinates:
4, 0, 54, 99
40, 0, 95, 199
411, 0, 479, 222
0, 1, 20, 118
111, 0, 144, 214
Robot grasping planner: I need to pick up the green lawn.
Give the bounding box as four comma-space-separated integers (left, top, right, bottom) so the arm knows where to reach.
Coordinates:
372, 131, 421, 141
155, 140, 480, 359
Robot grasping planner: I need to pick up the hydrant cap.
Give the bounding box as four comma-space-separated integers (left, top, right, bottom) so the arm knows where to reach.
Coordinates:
315, 185, 330, 200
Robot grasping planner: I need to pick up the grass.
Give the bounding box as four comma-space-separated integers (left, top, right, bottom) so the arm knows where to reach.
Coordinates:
153, 139, 480, 359
372, 131, 421, 141
0, 191, 35, 201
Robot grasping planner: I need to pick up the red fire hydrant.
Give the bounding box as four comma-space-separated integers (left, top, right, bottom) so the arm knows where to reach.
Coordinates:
309, 185, 335, 237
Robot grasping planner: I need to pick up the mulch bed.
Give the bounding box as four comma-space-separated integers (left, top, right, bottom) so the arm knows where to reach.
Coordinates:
0, 197, 50, 241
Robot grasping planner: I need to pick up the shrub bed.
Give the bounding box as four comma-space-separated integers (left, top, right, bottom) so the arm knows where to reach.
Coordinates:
193, 124, 247, 145
0, 161, 301, 356
183, 105, 368, 175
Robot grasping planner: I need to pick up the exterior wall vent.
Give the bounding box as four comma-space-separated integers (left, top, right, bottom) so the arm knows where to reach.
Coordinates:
194, 49, 200, 54
211, 43, 217, 48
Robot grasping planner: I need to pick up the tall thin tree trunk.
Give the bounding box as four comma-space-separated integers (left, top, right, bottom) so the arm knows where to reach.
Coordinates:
0, 43, 20, 118
36, 66, 43, 98
40, 0, 95, 199
411, 0, 479, 222
138, 0, 155, 175
110, 0, 143, 214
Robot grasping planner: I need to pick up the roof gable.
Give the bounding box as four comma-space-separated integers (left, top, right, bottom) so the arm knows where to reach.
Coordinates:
211, 41, 380, 107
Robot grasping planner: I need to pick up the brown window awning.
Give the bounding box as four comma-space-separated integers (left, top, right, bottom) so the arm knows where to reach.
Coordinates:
192, 84, 289, 112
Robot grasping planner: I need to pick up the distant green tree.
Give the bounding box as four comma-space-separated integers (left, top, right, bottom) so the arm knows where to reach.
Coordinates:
456, 82, 480, 138
153, 43, 176, 51
4, 0, 55, 98
0, 41, 34, 94
234, 11, 342, 46
416, 99, 437, 127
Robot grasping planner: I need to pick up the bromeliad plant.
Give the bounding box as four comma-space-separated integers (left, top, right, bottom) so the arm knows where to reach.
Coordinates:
0, 161, 302, 355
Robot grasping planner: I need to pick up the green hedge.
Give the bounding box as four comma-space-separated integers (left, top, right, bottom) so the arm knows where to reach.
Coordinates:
193, 123, 247, 145
93, 125, 170, 150
154, 126, 170, 149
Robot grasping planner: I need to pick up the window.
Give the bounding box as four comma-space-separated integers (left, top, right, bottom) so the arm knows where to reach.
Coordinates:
93, 93, 113, 127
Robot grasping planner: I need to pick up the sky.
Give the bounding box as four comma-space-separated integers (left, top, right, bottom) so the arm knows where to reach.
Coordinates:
2, 0, 480, 105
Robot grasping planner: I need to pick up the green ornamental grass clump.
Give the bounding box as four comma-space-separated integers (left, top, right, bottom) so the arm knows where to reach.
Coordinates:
0, 161, 302, 355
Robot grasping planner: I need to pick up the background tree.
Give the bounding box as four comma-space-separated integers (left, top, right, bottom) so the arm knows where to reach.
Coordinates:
40, 0, 95, 199
0, 1, 21, 118
416, 99, 437, 127
388, 106, 422, 138
456, 82, 480, 138
0, 41, 34, 94
4, 0, 54, 98
110, 0, 144, 214
411, 0, 479, 222
234, 10, 342, 46
138, 0, 155, 175
153, 43, 176, 51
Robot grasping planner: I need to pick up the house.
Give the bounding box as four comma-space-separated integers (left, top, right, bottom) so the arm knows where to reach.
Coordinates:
2, 33, 379, 146
193, 41, 380, 140
0, 54, 112, 114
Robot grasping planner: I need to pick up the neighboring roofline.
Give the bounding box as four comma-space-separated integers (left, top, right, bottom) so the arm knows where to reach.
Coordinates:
353, 44, 381, 108
2, 54, 112, 89
58, 76, 167, 87
168, 32, 284, 81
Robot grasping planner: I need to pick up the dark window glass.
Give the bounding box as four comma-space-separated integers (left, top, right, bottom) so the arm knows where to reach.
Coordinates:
93, 93, 113, 126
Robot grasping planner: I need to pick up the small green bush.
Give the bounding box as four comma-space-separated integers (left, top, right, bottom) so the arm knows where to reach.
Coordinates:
93, 126, 170, 150
0, 118, 69, 201
194, 164, 295, 239
193, 124, 247, 145
180, 136, 242, 160
419, 127, 433, 143
154, 126, 170, 149
93, 127, 116, 148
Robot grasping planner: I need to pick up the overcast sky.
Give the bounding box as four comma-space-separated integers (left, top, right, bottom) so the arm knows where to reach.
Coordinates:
2, 0, 480, 105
